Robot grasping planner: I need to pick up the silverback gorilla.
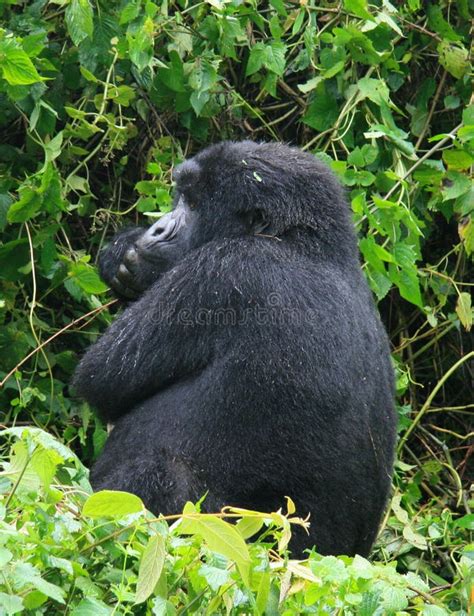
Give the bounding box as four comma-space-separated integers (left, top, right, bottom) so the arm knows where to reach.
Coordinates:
73, 141, 397, 557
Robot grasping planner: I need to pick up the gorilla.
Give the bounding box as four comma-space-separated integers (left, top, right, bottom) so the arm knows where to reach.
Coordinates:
73, 141, 396, 557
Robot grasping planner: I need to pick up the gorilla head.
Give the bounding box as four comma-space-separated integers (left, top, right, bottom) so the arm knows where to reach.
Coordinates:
74, 141, 396, 558
107, 142, 357, 300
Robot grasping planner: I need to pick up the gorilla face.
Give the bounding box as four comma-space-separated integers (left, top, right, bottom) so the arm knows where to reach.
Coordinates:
135, 195, 197, 265
102, 141, 355, 300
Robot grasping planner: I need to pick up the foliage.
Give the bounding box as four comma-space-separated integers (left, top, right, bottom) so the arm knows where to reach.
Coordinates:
0, 0, 472, 613
0, 428, 472, 614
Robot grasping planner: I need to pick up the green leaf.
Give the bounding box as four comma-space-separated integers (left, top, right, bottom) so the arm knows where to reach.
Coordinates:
343, 0, 373, 20
357, 77, 390, 105
7, 187, 42, 223
180, 511, 251, 586
0, 593, 24, 615
83, 490, 144, 518
246, 42, 266, 76
442, 149, 473, 171
69, 262, 108, 294
256, 570, 271, 614
427, 5, 461, 42
44, 131, 63, 164
303, 84, 338, 131
120, 1, 140, 25
235, 516, 264, 540
0, 46, 42, 85
65, 0, 94, 47
442, 171, 471, 201
437, 42, 469, 79
456, 292, 472, 331
422, 606, 449, 616
454, 513, 474, 530
265, 41, 287, 76
70, 598, 112, 616
402, 524, 428, 550
135, 534, 166, 604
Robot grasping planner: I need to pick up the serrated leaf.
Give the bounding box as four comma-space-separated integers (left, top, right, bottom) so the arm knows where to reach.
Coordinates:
135, 534, 166, 604
265, 41, 286, 76
69, 263, 108, 294
246, 42, 266, 76
65, 0, 94, 47
1, 47, 43, 85
83, 490, 144, 518
7, 187, 42, 223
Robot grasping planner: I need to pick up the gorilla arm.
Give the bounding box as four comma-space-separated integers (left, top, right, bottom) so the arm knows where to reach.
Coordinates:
72, 251, 214, 423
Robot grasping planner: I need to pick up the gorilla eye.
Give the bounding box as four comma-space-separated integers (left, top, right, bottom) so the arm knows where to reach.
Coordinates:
240, 209, 268, 234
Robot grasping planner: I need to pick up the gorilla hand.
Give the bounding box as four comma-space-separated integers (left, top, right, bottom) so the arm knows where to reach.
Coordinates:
98, 228, 155, 301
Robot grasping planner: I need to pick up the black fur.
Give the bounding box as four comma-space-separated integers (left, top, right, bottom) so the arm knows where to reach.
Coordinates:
73, 141, 397, 557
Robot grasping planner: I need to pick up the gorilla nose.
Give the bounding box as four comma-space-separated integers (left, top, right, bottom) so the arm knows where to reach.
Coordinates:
149, 216, 177, 241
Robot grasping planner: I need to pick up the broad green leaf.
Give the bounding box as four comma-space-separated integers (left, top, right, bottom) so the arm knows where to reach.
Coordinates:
0, 593, 24, 615
83, 490, 144, 518
265, 41, 286, 76
402, 524, 428, 550
454, 513, 474, 530
190, 90, 210, 116
380, 584, 408, 611
357, 77, 390, 105
303, 84, 338, 131
13, 563, 66, 604
442, 149, 473, 171
199, 565, 231, 591
68, 263, 108, 294
79, 66, 98, 82
442, 171, 471, 201
437, 42, 469, 79
135, 534, 166, 604
128, 18, 154, 71
180, 511, 251, 585
0, 47, 42, 85
235, 516, 264, 539
70, 598, 112, 616
343, 0, 373, 20
7, 187, 42, 223
120, 1, 140, 24
246, 42, 266, 76
65, 0, 94, 47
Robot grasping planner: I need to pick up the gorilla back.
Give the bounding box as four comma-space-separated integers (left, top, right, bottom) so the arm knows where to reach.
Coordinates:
73, 141, 397, 557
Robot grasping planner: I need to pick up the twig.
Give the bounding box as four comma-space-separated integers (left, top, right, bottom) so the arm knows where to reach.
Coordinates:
415, 70, 447, 149
397, 351, 474, 454
0, 300, 116, 388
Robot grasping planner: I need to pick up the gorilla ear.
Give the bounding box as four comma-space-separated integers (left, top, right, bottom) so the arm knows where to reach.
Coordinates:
241, 209, 270, 235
